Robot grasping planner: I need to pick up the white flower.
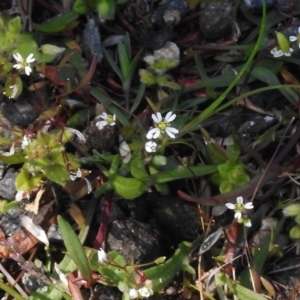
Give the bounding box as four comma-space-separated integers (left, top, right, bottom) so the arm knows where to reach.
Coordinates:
21, 136, 31, 149
128, 288, 139, 299
98, 248, 108, 264
13, 53, 35, 76
8, 85, 19, 99
145, 141, 158, 153
119, 135, 131, 163
95, 112, 116, 130
225, 196, 253, 220
289, 27, 300, 48
270, 46, 293, 58
146, 112, 179, 139
138, 287, 150, 298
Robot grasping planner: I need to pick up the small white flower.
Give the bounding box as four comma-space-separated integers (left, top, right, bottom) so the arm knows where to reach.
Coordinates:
146, 111, 179, 139
289, 26, 300, 48
128, 288, 139, 299
95, 112, 116, 130
225, 196, 253, 220
138, 287, 150, 298
270, 46, 293, 58
8, 85, 19, 99
21, 136, 31, 149
13, 53, 35, 76
119, 135, 131, 163
145, 140, 158, 153
98, 248, 108, 264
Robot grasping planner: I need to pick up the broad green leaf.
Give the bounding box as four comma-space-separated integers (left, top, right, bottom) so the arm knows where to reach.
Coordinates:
111, 174, 147, 199
44, 164, 70, 185
57, 216, 93, 285
130, 156, 148, 180
15, 168, 43, 191
73, 0, 98, 14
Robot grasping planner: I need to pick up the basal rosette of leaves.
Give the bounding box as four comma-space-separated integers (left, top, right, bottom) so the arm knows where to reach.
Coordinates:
15, 130, 79, 191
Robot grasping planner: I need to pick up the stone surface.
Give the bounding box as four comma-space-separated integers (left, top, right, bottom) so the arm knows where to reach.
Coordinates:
0, 170, 18, 200
199, 2, 233, 40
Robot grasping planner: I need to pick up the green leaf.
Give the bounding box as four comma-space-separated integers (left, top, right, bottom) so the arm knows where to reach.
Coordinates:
111, 174, 147, 199
7, 16, 21, 34
73, 0, 98, 14
130, 156, 148, 180
103, 48, 123, 81
15, 168, 43, 191
33, 11, 79, 33
144, 241, 194, 292
150, 165, 217, 184
97, 0, 116, 21
44, 164, 70, 186
118, 42, 130, 79
57, 216, 93, 285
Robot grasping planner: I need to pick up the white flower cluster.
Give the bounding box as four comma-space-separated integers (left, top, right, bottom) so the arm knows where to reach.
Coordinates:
129, 287, 151, 299
225, 196, 253, 227
145, 111, 178, 153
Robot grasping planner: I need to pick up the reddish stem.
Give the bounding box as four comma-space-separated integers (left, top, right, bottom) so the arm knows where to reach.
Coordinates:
93, 190, 114, 249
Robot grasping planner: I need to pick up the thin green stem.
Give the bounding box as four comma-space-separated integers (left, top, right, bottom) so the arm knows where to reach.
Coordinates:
181, 0, 267, 134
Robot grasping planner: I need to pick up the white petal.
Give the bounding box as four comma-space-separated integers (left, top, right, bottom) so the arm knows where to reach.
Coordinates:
270, 47, 278, 54
165, 127, 178, 138
96, 121, 107, 130
152, 112, 162, 123
146, 128, 160, 139
234, 211, 242, 219
20, 215, 49, 245
13, 63, 21, 69
119, 136, 131, 163
145, 141, 157, 153
26, 53, 35, 63
165, 111, 176, 122
138, 287, 150, 297
25, 66, 32, 76
112, 114, 116, 121
100, 112, 108, 120
244, 202, 254, 210
129, 289, 138, 299
109, 122, 116, 126
225, 203, 235, 210
244, 219, 252, 227
289, 36, 297, 42
284, 52, 292, 57
236, 196, 244, 204
273, 50, 284, 57
13, 53, 22, 62
98, 248, 108, 264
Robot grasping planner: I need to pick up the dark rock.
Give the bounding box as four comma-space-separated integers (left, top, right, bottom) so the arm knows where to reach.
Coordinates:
148, 194, 200, 241
82, 19, 103, 64
199, 3, 233, 40
84, 124, 118, 153
106, 218, 160, 264
1, 99, 38, 127
241, 0, 275, 11
274, 0, 295, 13
93, 284, 122, 300
139, 28, 174, 50
0, 170, 18, 200
0, 207, 33, 236
151, 0, 189, 26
